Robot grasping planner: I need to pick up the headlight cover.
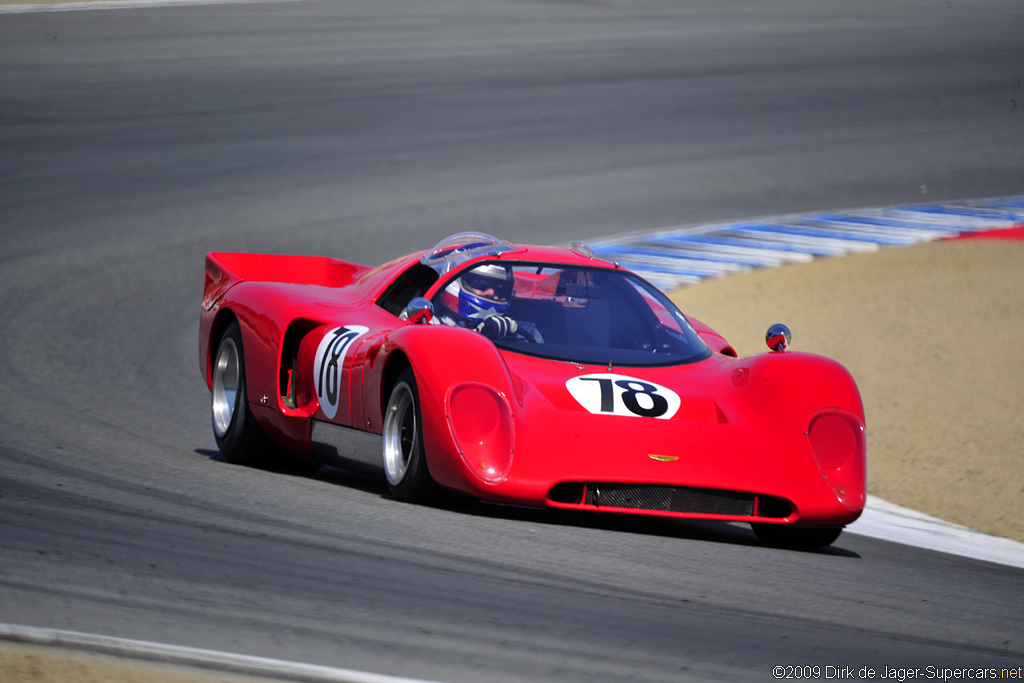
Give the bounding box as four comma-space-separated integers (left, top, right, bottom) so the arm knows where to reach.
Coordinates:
806, 409, 866, 510
446, 382, 514, 484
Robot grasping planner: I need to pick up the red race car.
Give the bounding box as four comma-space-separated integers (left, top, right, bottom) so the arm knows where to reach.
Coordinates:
199, 233, 865, 547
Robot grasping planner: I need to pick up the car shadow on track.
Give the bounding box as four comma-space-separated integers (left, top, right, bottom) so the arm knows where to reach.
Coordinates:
195, 447, 388, 496
460, 500, 861, 559
196, 448, 861, 558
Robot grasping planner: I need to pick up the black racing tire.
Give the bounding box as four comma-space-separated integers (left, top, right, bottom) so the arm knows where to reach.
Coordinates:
751, 523, 843, 548
211, 321, 272, 466
382, 367, 439, 502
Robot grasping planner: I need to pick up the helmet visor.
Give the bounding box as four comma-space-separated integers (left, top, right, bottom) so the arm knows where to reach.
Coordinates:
460, 270, 513, 302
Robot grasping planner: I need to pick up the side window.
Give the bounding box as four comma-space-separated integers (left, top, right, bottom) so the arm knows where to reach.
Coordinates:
376, 263, 439, 317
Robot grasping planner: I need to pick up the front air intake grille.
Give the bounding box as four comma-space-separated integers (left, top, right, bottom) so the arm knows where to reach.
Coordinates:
573, 483, 791, 518
586, 484, 753, 515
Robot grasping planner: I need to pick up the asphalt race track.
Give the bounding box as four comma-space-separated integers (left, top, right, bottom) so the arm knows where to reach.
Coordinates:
1, 1, 1023, 681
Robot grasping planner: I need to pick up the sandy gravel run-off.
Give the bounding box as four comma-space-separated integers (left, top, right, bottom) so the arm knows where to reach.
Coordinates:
0, 642, 277, 683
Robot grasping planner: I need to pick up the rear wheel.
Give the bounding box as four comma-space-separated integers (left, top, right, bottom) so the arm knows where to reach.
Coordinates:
751, 523, 843, 548
382, 368, 438, 502
211, 321, 272, 466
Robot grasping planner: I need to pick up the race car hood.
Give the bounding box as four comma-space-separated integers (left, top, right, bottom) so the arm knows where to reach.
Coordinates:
490, 348, 866, 523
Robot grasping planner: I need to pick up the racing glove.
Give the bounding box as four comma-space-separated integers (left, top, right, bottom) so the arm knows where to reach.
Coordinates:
475, 315, 519, 340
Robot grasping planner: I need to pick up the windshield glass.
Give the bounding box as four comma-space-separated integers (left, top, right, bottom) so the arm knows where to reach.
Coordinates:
420, 232, 520, 276
431, 262, 711, 366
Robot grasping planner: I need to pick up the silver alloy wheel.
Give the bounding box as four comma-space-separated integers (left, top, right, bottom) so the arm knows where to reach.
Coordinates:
383, 381, 416, 486
212, 337, 240, 439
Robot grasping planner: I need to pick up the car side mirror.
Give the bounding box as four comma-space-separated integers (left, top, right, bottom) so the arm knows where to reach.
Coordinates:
401, 297, 434, 324
765, 323, 791, 352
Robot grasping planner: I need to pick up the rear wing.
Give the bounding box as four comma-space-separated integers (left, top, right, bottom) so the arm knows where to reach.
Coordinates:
202, 252, 371, 310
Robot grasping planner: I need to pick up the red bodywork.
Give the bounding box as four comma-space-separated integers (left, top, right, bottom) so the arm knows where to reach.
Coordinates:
199, 243, 865, 528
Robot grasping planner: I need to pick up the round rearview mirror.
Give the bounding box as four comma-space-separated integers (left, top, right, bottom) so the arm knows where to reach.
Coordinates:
400, 297, 435, 324
765, 323, 791, 352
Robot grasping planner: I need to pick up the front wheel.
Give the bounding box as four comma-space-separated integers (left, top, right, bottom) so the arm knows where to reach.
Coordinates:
382, 368, 438, 502
211, 321, 272, 466
751, 523, 843, 548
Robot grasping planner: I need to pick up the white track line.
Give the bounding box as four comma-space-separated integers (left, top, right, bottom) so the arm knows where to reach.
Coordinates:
851, 497, 1024, 569
0, 623, 443, 683
0, 0, 292, 13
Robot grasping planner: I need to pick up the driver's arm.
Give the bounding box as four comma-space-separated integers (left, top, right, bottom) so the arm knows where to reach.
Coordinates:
474, 315, 543, 343
474, 315, 518, 339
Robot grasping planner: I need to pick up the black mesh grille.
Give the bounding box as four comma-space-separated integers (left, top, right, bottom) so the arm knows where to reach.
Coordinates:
585, 484, 753, 515
547, 482, 793, 518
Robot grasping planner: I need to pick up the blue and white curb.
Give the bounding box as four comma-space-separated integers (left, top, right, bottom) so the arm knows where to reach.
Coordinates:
587, 195, 1024, 291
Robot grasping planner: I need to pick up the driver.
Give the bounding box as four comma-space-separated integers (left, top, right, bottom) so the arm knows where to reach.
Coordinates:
435, 263, 542, 342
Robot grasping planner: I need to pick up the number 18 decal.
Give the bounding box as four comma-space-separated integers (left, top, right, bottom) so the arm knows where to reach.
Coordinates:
566, 373, 680, 419
313, 325, 369, 419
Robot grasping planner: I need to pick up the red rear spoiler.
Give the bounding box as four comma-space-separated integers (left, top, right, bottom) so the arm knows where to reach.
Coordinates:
202, 252, 372, 310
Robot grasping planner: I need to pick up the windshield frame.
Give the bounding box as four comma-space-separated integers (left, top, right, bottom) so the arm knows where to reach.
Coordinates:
431, 260, 712, 368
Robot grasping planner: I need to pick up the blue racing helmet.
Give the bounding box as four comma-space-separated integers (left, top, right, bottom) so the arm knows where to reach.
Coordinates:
458, 263, 514, 319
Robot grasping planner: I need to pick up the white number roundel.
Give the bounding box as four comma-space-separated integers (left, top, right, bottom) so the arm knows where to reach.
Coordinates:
566, 373, 680, 419
313, 325, 368, 419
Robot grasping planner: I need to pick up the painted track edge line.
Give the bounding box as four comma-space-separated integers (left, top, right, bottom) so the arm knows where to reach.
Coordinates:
0, 623, 446, 683
850, 497, 1024, 570
0, 0, 301, 13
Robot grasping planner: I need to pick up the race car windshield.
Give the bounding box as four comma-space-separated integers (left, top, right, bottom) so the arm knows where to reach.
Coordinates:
421, 232, 520, 276
432, 262, 711, 367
